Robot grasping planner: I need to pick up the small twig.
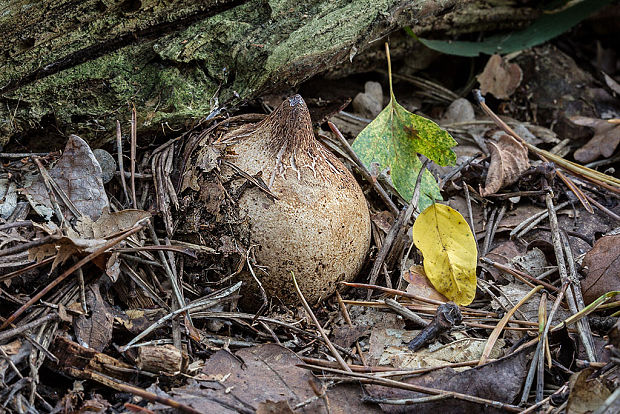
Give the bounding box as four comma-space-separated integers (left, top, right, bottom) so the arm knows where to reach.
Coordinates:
554, 291, 619, 330
439, 154, 482, 189
37, 156, 85, 219
484, 190, 548, 199
560, 230, 597, 361
384, 298, 428, 328
0, 346, 54, 411
480, 257, 558, 293
0, 152, 49, 158
192, 311, 357, 358
535, 293, 547, 403
510, 201, 570, 239
246, 246, 269, 317
0, 256, 56, 283
336, 292, 366, 365
113, 245, 196, 256
292, 272, 351, 372
32, 158, 66, 223
95, 372, 203, 414
0, 313, 59, 342
479, 285, 543, 366
343, 282, 444, 306
519, 283, 568, 405
130, 105, 138, 209
367, 208, 406, 298
147, 220, 187, 316
545, 192, 596, 362
121, 282, 242, 351
0, 220, 33, 232
221, 160, 279, 200
362, 394, 450, 405
77, 267, 87, 314
585, 193, 620, 222
520, 394, 552, 414
482, 204, 505, 256
0, 235, 52, 258
120, 262, 170, 310
463, 184, 478, 253
328, 121, 399, 216
308, 380, 331, 414
115, 171, 152, 179
116, 120, 130, 205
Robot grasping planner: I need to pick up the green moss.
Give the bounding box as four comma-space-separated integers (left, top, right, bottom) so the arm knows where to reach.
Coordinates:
0, 0, 406, 147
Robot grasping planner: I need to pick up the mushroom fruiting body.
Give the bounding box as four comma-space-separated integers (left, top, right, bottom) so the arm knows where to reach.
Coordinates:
221, 95, 371, 306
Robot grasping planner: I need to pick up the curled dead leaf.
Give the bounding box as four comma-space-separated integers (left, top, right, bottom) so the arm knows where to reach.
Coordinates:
477, 54, 523, 100
570, 116, 620, 163
480, 134, 530, 196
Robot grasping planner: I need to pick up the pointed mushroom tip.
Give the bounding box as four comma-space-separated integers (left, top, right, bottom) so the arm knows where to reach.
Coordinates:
288, 94, 305, 107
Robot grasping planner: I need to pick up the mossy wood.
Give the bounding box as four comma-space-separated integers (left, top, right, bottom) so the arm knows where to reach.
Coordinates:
0, 0, 541, 147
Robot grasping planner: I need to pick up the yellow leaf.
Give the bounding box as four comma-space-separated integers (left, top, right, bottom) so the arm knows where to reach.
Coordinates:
412, 204, 478, 305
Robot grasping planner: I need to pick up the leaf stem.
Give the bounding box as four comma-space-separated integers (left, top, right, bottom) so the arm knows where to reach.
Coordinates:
385, 42, 394, 101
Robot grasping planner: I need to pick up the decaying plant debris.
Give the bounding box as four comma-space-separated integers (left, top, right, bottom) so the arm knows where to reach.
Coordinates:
1, 19, 620, 414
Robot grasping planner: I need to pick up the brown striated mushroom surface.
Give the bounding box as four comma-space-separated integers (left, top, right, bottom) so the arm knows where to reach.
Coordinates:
217, 95, 371, 306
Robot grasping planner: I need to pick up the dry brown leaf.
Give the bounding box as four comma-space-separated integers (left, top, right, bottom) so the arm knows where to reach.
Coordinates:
24, 135, 109, 221
403, 265, 448, 302
477, 54, 523, 100
571, 116, 620, 163
73, 209, 151, 239
566, 368, 612, 414
581, 234, 620, 304
28, 235, 107, 271
73, 283, 114, 352
27, 208, 148, 274
331, 325, 370, 348
480, 134, 530, 196
371, 210, 395, 234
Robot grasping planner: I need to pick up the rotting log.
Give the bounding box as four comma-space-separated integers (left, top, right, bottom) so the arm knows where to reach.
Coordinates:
0, 0, 541, 147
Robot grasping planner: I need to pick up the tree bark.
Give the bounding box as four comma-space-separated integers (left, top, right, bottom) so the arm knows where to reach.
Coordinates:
0, 0, 539, 147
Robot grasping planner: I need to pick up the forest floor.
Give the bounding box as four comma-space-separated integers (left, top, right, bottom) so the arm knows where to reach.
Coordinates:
1, 6, 619, 414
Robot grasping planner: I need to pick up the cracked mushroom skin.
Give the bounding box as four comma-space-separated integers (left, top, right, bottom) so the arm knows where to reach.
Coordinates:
222, 95, 371, 306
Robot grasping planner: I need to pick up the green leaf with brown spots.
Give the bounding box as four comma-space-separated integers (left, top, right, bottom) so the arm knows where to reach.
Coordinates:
351, 46, 457, 210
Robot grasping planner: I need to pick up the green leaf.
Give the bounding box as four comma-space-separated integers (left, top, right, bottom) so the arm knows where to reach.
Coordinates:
408, 0, 612, 57
351, 45, 457, 210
